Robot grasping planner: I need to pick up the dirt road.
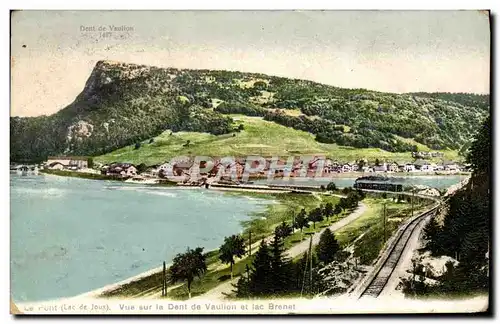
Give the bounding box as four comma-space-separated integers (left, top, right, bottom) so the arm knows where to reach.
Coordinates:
192, 202, 367, 301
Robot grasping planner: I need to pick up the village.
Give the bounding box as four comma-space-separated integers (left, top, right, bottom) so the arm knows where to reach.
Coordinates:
39, 153, 468, 185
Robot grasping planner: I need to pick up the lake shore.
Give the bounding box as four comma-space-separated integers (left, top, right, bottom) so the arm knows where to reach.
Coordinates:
40, 167, 470, 184
17, 170, 468, 302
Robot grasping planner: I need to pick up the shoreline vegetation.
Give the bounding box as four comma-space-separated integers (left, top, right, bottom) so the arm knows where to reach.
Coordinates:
99, 192, 335, 299
39, 169, 178, 186
33, 167, 462, 301
39, 167, 469, 183
94, 191, 432, 300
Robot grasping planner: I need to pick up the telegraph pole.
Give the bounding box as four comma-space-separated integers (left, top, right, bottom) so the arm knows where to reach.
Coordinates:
248, 231, 252, 256
309, 235, 313, 294
411, 190, 415, 218
383, 202, 387, 243
162, 261, 167, 297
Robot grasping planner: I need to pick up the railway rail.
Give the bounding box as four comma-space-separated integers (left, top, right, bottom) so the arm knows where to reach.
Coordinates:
356, 203, 440, 298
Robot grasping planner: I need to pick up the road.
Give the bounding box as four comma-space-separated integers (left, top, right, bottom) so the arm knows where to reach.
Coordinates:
192, 202, 367, 301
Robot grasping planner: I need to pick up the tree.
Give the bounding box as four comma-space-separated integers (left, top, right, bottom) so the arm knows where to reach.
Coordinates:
308, 207, 324, 229
219, 235, 246, 280
466, 116, 490, 177
375, 158, 381, 166
333, 204, 342, 216
136, 163, 147, 174
253, 80, 268, 90
233, 264, 251, 298
169, 247, 207, 299
316, 228, 340, 265
423, 216, 443, 255
326, 182, 337, 191
275, 221, 293, 240
323, 202, 334, 220
357, 159, 366, 169
248, 240, 273, 296
269, 233, 293, 294
87, 157, 94, 169
294, 208, 309, 238
293, 250, 318, 292
149, 138, 155, 144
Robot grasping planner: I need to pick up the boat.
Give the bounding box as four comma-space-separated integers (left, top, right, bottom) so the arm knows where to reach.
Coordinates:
11, 164, 39, 176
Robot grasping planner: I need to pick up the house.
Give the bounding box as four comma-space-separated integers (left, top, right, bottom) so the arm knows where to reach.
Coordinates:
158, 162, 174, 177
404, 163, 416, 172
173, 161, 194, 176
105, 163, 137, 177
48, 162, 65, 170
373, 163, 387, 172
341, 163, 352, 173
361, 166, 374, 173
413, 159, 430, 171
46, 156, 89, 170
443, 161, 459, 172
420, 163, 434, 172
388, 162, 399, 173
431, 152, 444, 158
433, 164, 445, 171
412, 151, 432, 159
308, 157, 325, 172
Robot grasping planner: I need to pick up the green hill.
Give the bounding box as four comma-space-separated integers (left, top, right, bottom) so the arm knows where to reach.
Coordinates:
96, 115, 459, 166
10, 60, 489, 163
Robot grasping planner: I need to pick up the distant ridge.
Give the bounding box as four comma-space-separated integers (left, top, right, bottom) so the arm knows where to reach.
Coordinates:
10, 60, 489, 162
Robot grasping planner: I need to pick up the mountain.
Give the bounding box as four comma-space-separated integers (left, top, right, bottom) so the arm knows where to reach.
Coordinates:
10, 60, 489, 162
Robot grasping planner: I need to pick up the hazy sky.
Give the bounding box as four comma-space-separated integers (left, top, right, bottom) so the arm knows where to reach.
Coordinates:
11, 10, 490, 117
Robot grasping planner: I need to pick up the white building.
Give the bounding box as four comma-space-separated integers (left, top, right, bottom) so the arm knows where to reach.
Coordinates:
342, 164, 352, 173
404, 163, 416, 172
420, 164, 434, 172
46, 156, 88, 170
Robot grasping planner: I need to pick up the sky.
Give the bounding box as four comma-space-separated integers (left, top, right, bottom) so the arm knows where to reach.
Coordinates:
10, 10, 490, 117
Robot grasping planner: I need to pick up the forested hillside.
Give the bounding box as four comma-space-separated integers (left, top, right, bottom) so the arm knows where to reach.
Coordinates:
10, 60, 489, 162
406, 116, 490, 296
407, 92, 490, 112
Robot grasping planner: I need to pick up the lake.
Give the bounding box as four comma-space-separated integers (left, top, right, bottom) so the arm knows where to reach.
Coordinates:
10, 174, 270, 302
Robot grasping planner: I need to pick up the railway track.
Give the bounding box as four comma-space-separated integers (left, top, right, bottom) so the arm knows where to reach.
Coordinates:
358, 204, 439, 298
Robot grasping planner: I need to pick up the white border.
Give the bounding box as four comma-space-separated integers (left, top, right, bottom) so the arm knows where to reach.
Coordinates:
3, 1, 497, 323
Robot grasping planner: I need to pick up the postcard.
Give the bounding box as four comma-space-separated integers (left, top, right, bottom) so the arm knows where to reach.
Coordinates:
10, 10, 490, 315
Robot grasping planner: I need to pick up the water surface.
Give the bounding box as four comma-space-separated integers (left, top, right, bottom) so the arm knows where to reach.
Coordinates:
11, 174, 269, 302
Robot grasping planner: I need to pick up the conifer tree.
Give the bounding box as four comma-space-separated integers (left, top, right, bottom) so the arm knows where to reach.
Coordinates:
269, 233, 293, 294
248, 240, 273, 296
316, 228, 340, 265
275, 221, 293, 240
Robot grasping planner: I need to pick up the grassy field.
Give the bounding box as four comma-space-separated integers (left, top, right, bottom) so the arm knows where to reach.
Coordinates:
334, 197, 430, 265
95, 116, 459, 166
